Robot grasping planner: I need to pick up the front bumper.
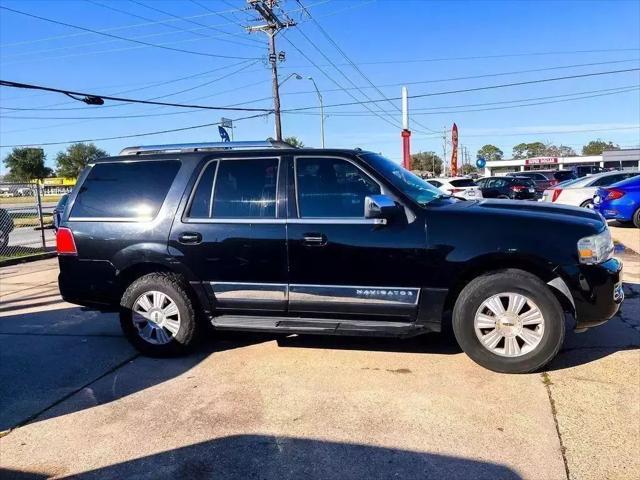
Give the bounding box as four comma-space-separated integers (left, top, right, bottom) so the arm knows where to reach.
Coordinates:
563, 258, 624, 329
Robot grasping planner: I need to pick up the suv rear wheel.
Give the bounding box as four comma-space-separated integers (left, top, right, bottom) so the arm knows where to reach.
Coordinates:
452, 269, 565, 373
120, 273, 200, 356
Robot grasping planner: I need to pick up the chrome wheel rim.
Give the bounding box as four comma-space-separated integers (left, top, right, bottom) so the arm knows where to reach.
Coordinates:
474, 292, 545, 357
132, 291, 181, 345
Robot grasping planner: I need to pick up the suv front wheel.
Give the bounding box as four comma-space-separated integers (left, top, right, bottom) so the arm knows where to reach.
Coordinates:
452, 269, 565, 373
120, 273, 200, 356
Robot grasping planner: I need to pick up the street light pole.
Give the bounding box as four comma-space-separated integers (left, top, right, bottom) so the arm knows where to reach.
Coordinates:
307, 77, 324, 148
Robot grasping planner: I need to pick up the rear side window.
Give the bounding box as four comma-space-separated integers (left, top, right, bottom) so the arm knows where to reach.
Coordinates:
71, 160, 180, 219
449, 179, 476, 187
188, 158, 279, 219
296, 157, 380, 218
554, 171, 576, 182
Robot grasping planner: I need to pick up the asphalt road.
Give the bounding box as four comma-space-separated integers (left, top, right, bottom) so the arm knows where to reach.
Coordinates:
5, 227, 55, 252
0, 234, 638, 479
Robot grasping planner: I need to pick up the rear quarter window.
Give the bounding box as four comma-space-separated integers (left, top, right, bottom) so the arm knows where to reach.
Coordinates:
449, 179, 477, 187
71, 160, 180, 220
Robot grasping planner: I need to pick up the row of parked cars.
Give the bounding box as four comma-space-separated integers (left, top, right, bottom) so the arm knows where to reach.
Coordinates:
424, 168, 639, 227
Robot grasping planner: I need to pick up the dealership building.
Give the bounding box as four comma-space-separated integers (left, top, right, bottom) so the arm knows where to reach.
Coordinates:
484, 148, 640, 177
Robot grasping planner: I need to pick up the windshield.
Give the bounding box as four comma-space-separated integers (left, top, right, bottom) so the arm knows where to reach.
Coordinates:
361, 153, 443, 205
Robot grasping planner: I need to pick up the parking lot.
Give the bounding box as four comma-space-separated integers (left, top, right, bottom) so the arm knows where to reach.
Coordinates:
0, 225, 638, 480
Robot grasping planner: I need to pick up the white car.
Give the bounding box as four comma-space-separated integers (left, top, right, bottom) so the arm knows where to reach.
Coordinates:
541, 170, 638, 207
427, 177, 483, 200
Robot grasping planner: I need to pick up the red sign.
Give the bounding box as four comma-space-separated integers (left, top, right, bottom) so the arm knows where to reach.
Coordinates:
450, 123, 458, 176
525, 157, 558, 165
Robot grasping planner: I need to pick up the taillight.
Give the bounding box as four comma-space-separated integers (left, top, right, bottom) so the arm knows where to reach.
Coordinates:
606, 189, 625, 200
448, 188, 464, 194
551, 189, 563, 202
511, 185, 526, 192
56, 227, 77, 255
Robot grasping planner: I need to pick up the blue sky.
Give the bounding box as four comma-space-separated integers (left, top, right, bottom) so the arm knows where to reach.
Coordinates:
1, 0, 639, 173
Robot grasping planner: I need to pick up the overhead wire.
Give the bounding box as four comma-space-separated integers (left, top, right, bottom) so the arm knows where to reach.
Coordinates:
0, 5, 261, 60
0, 113, 272, 148
296, 0, 429, 134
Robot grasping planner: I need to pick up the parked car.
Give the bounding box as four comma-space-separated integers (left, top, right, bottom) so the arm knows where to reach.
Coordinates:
426, 177, 483, 200
475, 176, 537, 200
507, 170, 576, 196
56, 141, 623, 374
594, 175, 640, 227
52, 194, 69, 231
570, 165, 604, 178
0, 208, 15, 250
541, 171, 638, 207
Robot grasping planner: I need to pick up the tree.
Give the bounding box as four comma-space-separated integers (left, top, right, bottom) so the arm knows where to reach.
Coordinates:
582, 140, 620, 156
461, 164, 479, 175
476, 144, 503, 162
55, 143, 107, 178
545, 144, 577, 157
512, 142, 547, 159
283, 136, 304, 148
410, 151, 442, 175
2, 147, 52, 181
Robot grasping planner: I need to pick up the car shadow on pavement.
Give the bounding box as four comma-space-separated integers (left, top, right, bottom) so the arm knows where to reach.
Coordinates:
0, 435, 523, 480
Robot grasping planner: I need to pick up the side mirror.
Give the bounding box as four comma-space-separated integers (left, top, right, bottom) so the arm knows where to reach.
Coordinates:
364, 194, 401, 221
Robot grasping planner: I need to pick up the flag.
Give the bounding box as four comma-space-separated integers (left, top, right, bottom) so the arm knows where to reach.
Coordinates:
451, 123, 458, 176
218, 126, 230, 142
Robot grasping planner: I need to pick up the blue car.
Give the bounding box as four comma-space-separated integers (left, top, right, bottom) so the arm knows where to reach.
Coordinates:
594, 174, 640, 228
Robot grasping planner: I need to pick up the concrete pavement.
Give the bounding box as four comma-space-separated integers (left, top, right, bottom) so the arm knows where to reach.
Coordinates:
0, 245, 638, 479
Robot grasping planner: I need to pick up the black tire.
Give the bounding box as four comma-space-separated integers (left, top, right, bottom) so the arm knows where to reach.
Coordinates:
452, 269, 565, 374
633, 208, 640, 228
120, 272, 201, 357
580, 199, 593, 209
498, 195, 510, 199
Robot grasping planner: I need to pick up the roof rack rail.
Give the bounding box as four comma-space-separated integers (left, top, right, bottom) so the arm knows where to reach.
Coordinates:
119, 139, 294, 156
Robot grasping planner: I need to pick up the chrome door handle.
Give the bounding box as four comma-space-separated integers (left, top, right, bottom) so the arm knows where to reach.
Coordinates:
178, 232, 202, 245
302, 233, 327, 246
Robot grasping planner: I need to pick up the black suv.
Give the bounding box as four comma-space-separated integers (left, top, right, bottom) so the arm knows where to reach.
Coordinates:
57, 141, 623, 373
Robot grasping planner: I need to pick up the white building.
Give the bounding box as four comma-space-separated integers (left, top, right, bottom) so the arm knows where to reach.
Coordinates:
484, 148, 640, 177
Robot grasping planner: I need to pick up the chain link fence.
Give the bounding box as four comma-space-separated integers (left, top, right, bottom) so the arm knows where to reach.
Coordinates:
0, 182, 56, 262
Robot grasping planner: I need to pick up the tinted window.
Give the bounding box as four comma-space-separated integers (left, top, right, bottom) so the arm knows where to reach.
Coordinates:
296, 157, 380, 217
427, 180, 442, 187
188, 161, 217, 218
592, 174, 625, 187
554, 171, 576, 182
211, 158, 278, 218
449, 178, 476, 187
71, 160, 180, 219
512, 177, 535, 186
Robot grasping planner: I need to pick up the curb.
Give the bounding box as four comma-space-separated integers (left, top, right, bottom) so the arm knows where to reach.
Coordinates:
0, 251, 56, 267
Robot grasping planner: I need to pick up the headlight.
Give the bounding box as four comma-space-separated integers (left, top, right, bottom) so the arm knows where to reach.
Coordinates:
577, 228, 613, 264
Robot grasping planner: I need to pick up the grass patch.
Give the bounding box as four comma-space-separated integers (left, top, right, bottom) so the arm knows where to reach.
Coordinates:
12, 214, 53, 228
0, 195, 62, 205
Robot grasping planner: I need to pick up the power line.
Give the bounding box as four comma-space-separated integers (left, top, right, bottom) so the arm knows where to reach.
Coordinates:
0, 5, 251, 48
283, 67, 640, 112
460, 126, 640, 138
0, 80, 274, 112
281, 86, 639, 117
5, 86, 638, 120
275, 58, 640, 98
0, 113, 271, 148
295, 1, 424, 134
0, 5, 260, 60
129, 0, 263, 47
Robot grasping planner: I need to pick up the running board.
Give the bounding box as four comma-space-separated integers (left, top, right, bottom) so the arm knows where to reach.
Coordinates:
210, 315, 422, 337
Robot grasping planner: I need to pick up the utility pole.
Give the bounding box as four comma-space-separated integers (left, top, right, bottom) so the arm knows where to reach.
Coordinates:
247, 1, 295, 141
441, 127, 448, 177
